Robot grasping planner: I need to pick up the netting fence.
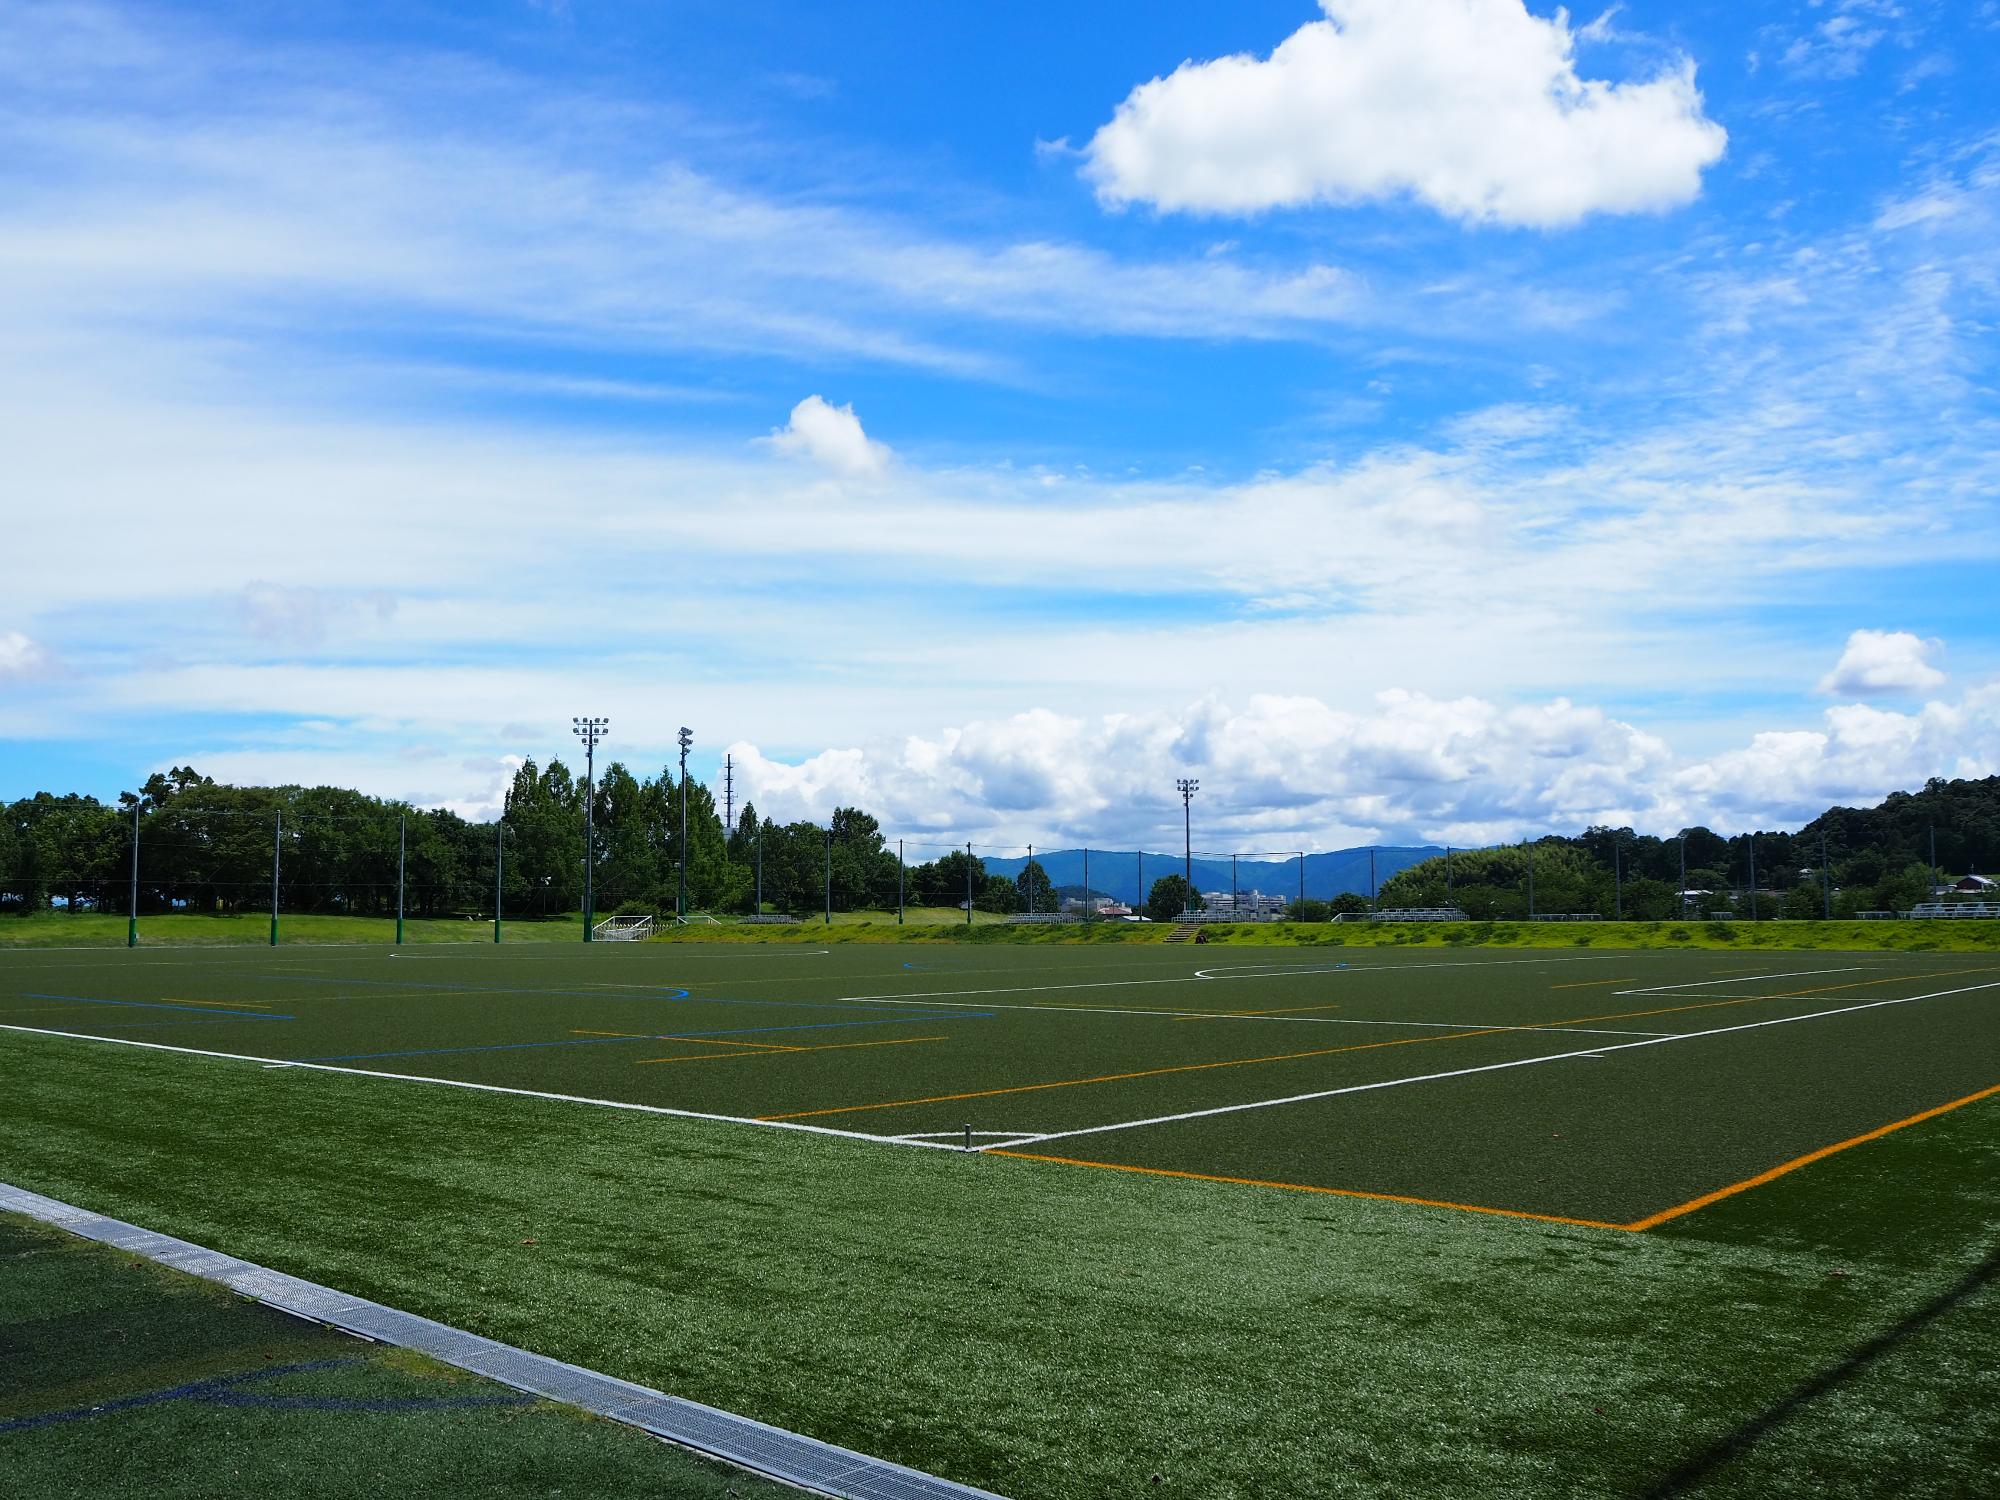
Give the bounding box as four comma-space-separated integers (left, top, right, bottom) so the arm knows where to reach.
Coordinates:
4, 782, 1996, 937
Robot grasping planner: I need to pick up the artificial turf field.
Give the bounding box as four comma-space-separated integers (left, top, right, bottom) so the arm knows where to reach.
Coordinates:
4, 939, 1998, 1495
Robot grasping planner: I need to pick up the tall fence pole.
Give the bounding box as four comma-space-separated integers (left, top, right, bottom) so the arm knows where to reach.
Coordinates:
1445, 846, 1453, 900
1821, 830, 1832, 919
1369, 846, 1377, 915
824, 828, 832, 926
1748, 835, 1759, 921
755, 825, 763, 915
270, 811, 282, 947
494, 819, 504, 944
1296, 851, 1304, 913
1679, 833, 1687, 916
966, 841, 973, 927
1136, 849, 1143, 915
1027, 843, 1035, 918
897, 839, 904, 926
1614, 838, 1623, 921
1232, 854, 1238, 920
1526, 840, 1535, 921
1929, 825, 1938, 898
1083, 846, 1091, 923
127, 801, 140, 948
396, 813, 406, 945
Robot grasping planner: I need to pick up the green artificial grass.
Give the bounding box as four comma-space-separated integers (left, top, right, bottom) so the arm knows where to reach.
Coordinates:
3, 944, 1994, 1225
0, 1212, 794, 1498
4, 943, 1998, 1496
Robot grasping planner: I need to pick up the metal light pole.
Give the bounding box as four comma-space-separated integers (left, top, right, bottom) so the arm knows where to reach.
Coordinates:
755, 820, 763, 915
1526, 840, 1536, 921
1027, 842, 1035, 918
677, 726, 692, 921
1613, 835, 1622, 921
965, 840, 973, 927
1083, 846, 1091, 923
572, 716, 607, 941
1748, 834, 1759, 922
824, 827, 832, 925
1176, 779, 1198, 908
1821, 830, 1832, 919
1679, 832, 1687, 916
1369, 846, 1377, 915
1929, 824, 1938, 899
898, 839, 905, 925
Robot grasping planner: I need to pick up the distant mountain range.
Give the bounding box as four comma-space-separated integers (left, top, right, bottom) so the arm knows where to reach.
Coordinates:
974, 846, 1442, 905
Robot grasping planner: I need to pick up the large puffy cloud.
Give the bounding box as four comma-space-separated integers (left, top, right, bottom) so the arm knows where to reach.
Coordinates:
1084, 0, 1727, 226
769, 396, 891, 478
1817, 629, 1946, 698
724, 683, 2000, 849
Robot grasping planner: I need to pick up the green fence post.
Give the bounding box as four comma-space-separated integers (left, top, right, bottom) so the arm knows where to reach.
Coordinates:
127, 801, 140, 948
270, 811, 282, 947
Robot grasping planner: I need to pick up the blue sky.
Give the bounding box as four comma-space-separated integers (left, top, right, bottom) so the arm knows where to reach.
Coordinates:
2, 0, 1996, 849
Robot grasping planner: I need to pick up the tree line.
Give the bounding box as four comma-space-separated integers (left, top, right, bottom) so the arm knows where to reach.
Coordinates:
5, 766, 1996, 921
1378, 776, 2000, 920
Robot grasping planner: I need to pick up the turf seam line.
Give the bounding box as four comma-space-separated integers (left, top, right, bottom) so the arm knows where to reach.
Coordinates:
0, 1181, 1009, 1500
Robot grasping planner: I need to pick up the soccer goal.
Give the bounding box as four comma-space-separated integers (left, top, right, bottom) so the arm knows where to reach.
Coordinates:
592, 914, 656, 942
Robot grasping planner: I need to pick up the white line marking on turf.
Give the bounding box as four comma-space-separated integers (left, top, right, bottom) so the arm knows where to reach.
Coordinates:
0, 1024, 962, 1152
989, 978, 2000, 1152
1609, 965, 1865, 995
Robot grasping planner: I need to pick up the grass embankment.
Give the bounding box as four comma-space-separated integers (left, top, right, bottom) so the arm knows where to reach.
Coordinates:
3, 1028, 1995, 1497
3, 909, 1994, 954
0, 1211, 790, 1498
0, 913, 583, 948
661, 913, 2000, 954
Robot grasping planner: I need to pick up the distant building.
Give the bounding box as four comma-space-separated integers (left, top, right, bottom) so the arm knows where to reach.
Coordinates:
1199, 889, 1287, 918
1953, 873, 1995, 894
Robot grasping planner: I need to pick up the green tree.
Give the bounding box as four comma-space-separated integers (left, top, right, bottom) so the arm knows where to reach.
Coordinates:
1018, 859, 1054, 913
1146, 874, 1195, 922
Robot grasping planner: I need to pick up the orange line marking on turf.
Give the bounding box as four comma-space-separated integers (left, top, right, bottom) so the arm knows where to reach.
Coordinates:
1622, 1081, 2000, 1232
987, 1151, 1630, 1231
1172, 1002, 1345, 1021
757, 1027, 1509, 1121
637, 1035, 945, 1065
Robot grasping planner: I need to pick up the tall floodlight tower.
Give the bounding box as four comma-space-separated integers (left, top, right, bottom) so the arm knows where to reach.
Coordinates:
1176, 778, 1199, 900
572, 716, 608, 941
677, 726, 693, 920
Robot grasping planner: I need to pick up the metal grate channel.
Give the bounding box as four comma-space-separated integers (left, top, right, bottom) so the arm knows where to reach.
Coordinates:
0, 1181, 1009, 1500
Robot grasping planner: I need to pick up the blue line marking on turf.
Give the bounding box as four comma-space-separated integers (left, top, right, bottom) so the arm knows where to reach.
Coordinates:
0, 1358, 534, 1434
292, 1010, 992, 1064
23, 993, 295, 1021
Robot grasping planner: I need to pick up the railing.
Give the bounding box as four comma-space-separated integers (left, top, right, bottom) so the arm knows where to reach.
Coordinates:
1907, 902, 2000, 919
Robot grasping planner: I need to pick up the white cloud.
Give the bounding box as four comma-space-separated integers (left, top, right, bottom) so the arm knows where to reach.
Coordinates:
769, 396, 890, 478
726, 681, 2000, 847
1082, 0, 1727, 226
0, 631, 54, 684
1818, 629, 1947, 698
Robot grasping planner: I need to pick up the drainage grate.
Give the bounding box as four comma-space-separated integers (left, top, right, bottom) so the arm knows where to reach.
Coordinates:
0, 1181, 1009, 1500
